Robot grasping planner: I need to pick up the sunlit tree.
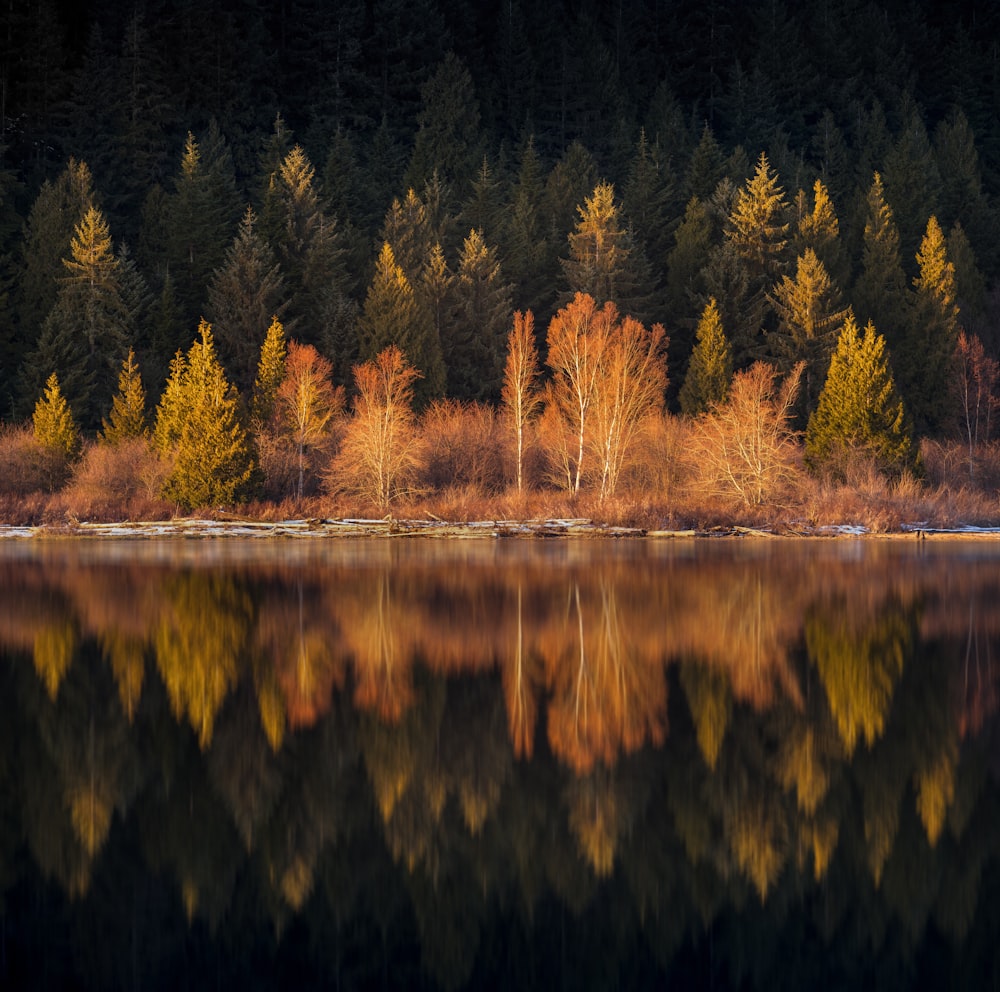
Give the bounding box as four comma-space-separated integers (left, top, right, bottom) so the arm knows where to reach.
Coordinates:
328, 345, 423, 508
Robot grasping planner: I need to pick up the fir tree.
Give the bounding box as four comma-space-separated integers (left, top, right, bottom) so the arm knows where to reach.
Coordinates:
560, 181, 630, 308
449, 229, 514, 402
207, 205, 287, 393
153, 321, 254, 510
33, 372, 80, 459
251, 316, 287, 430
679, 297, 732, 416
906, 215, 960, 436
768, 248, 848, 411
22, 204, 132, 428
359, 242, 444, 402
852, 173, 910, 361
100, 348, 147, 444
805, 312, 916, 479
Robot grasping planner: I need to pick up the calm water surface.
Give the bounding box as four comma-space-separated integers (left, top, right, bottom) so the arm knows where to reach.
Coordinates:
0, 536, 998, 990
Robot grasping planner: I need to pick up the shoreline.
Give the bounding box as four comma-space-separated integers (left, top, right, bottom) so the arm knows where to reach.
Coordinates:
3, 516, 1000, 540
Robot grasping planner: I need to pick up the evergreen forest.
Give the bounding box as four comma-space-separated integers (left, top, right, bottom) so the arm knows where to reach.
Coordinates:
2, 0, 1000, 525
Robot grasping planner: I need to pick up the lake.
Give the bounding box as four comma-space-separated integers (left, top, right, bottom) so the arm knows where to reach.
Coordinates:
0, 535, 998, 990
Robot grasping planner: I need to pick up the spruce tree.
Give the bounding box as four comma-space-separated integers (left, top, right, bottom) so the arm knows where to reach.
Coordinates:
852, 173, 910, 362
251, 316, 287, 430
22, 204, 132, 428
33, 372, 80, 459
560, 181, 630, 308
153, 321, 254, 510
207, 205, 287, 393
679, 297, 732, 416
906, 215, 960, 436
805, 312, 916, 479
359, 243, 444, 402
449, 229, 514, 402
100, 348, 147, 444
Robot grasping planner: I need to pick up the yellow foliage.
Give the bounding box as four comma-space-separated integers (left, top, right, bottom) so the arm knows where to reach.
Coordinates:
280, 854, 314, 911
915, 748, 956, 846
777, 725, 829, 815
730, 800, 785, 901
67, 783, 113, 857
33, 621, 76, 699
101, 632, 145, 722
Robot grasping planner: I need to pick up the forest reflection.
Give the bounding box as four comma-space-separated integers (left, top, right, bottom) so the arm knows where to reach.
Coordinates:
1, 539, 999, 990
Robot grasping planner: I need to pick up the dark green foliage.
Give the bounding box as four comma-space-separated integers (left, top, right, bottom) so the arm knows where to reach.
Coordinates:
207, 206, 287, 393
0, 0, 997, 454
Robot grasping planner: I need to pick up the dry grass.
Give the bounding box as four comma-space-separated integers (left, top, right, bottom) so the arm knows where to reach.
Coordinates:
53, 439, 173, 522
0, 422, 69, 495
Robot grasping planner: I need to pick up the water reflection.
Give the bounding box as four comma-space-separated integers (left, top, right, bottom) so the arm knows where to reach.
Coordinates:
1, 538, 999, 989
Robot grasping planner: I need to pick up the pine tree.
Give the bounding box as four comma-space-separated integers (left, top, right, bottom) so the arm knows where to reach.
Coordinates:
852, 173, 910, 361
449, 229, 514, 402
153, 321, 254, 510
207, 205, 287, 393
805, 312, 916, 479
405, 52, 483, 202
768, 249, 848, 411
17, 159, 95, 343
726, 151, 789, 282
679, 297, 732, 416
905, 215, 960, 436
22, 204, 133, 428
561, 181, 629, 308
260, 144, 347, 353
33, 372, 80, 458
251, 316, 287, 429
100, 348, 147, 444
359, 243, 444, 402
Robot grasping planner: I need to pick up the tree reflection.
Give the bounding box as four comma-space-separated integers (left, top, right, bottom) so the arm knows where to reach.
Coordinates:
0, 542, 999, 987
154, 572, 251, 748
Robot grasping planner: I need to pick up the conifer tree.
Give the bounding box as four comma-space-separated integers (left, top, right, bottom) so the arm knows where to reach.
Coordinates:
679, 298, 732, 416
359, 242, 444, 402
905, 215, 960, 436
725, 152, 789, 282
33, 372, 80, 459
852, 173, 910, 362
406, 52, 483, 202
503, 135, 552, 319
153, 321, 254, 510
805, 313, 916, 479
561, 181, 630, 308
165, 130, 240, 325
792, 179, 848, 290
100, 348, 147, 444
17, 158, 95, 340
207, 205, 287, 393
22, 204, 133, 427
768, 248, 848, 411
251, 316, 287, 430
449, 229, 514, 402
259, 145, 347, 352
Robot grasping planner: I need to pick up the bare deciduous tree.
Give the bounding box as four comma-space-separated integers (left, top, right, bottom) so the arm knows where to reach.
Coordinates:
327, 346, 423, 509
693, 361, 804, 506
590, 316, 667, 499
501, 310, 542, 492
955, 329, 999, 480
274, 341, 344, 498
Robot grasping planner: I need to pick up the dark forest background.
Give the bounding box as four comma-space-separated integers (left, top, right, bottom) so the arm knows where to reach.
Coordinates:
1, 0, 999, 431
